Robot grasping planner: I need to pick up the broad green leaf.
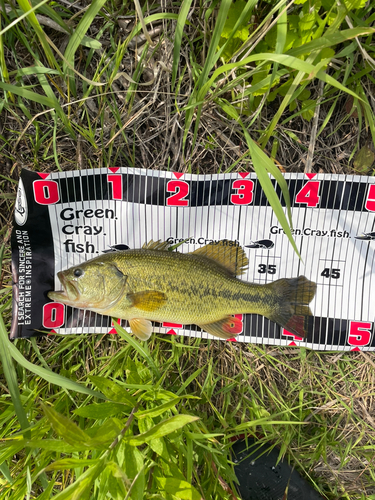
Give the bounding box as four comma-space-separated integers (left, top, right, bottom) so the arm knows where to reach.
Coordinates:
86, 418, 122, 445
299, 12, 316, 32
45, 459, 101, 472
301, 99, 316, 121
88, 376, 137, 405
353, 145, 375, 173
122, 444, 145, 500
26, 439, 86, 453
155, 477, 201, 500
80, 35, 102, 49
135, 397, 180, 419
104, 461, 129, 497
343, 0, 367, 9
287, 27, 375, 58
0, 461, 12, 483
0, 441, 27, 463
219, 0, 254, 60
74, 402, 130, 419
49, 458, 105, 500
42, 404, 95, 448
126, 415, 199, 446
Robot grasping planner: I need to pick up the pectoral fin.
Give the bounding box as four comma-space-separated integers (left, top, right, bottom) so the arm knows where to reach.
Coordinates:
129, 318, 153, 341
198, 316, 243, 340
127, 290, 167, 312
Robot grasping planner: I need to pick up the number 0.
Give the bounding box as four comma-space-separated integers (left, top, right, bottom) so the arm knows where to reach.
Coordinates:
43, 302, 65, 329
33, 180, 60, 205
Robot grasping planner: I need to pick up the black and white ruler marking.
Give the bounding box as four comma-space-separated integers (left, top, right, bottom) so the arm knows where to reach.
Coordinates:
11, 167, 375, 351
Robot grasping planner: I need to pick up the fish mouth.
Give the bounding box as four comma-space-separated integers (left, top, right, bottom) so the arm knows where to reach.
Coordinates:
48, 272, 79, 303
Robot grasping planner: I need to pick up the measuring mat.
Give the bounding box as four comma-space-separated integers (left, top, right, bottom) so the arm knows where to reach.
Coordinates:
10, 167, 375, 350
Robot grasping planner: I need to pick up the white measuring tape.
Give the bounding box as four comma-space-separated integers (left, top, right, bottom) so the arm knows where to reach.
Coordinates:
11, 168, 375, 351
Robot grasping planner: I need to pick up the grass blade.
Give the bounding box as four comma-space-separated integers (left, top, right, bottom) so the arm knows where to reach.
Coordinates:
172, 0, 193, 89
63, 0, 108, 94
219, 100, 300, 258
114, 322, 160, 379
15, 0, 58, 69
4, 335, 106, 400
0, 314, 30, 436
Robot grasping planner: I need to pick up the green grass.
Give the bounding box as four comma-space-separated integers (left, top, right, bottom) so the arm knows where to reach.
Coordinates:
1, 0, 375, 498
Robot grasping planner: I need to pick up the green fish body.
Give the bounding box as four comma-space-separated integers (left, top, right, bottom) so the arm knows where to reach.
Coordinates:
48, 240, 316, 340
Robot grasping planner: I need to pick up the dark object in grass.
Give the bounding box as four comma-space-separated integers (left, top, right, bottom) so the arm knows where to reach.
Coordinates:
232, 438, 325, 500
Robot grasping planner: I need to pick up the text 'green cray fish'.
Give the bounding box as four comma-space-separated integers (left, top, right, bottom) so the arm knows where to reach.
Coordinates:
48, 240, 317, 340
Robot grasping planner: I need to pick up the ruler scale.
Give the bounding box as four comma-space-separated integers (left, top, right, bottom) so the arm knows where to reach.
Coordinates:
10, 167, 375, 351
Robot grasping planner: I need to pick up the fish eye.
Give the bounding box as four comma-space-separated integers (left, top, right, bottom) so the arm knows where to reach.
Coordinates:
74, 268, 84, 277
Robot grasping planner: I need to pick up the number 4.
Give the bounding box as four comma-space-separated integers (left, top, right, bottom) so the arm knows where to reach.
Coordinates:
295, 181, 320, 208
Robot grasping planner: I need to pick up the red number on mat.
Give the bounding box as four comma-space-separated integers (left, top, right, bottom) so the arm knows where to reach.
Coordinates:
347, 321, 372, 346
295, 181, 320, 207
166, 180, 189, 206
43, 302, 65, 329
33, 180, 60, 205
231, 179, 254, 205
227, 314, 243, 335
107, 174, 123, 200
282, 330, 303, 341
365, 184, 375, 212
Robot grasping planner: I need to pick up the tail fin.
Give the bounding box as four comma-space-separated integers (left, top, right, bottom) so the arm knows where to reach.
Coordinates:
267, 276, 316, 338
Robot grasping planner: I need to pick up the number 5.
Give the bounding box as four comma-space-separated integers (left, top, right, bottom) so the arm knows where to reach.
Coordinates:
347, 321, 372, 347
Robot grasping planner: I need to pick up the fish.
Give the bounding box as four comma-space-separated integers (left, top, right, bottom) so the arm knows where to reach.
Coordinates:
48, 240, 317, 340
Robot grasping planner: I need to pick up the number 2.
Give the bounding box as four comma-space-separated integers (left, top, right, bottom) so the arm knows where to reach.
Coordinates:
166, 180, 189, 206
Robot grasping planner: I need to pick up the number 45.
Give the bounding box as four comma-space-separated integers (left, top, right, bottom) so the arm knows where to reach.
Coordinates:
321, 268, 340, 279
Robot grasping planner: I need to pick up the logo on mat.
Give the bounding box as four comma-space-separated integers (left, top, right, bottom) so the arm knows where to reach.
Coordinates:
14, 178, 28, 226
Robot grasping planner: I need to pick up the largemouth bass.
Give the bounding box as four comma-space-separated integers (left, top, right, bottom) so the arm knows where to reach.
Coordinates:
48, 240, 316, 340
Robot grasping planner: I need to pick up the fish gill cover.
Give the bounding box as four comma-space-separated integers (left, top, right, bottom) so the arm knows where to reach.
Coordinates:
10, 167, 375, 351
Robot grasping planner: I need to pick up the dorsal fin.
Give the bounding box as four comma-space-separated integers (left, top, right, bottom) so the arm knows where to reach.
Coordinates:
142, 240, 171, 251
191, 240, 248, 276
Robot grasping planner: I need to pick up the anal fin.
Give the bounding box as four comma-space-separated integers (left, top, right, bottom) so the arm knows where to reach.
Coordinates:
198, 316, 243, 340
129, 318, 153, 341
